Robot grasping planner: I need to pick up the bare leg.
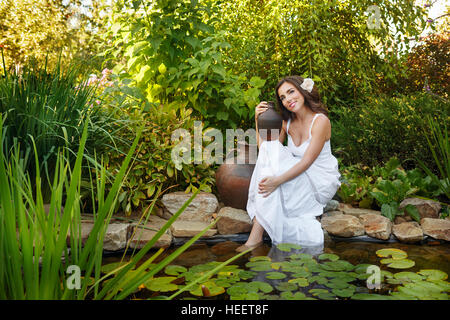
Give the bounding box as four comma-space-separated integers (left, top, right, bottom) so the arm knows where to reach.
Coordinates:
245, 217, 265, 246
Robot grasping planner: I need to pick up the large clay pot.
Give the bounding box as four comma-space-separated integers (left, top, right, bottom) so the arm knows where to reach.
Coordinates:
215, 141, 257, 210
257, 101, 283, 131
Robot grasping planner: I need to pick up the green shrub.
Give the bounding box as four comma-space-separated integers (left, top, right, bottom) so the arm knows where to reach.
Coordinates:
331, 92, 449, 172
0, 55, 122, 200
101, 101, 217, 215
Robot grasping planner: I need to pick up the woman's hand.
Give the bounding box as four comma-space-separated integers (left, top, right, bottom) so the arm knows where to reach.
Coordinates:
258, 176, 282, 198
255, 101, 269, 121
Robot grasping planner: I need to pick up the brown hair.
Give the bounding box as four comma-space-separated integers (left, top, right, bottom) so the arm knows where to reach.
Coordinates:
275, 75, 328, 120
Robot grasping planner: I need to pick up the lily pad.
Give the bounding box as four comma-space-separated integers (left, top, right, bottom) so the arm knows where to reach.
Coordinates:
291, 269, 312, 278
385, 259, 416, 269
376, 248, 408, 260
288, 277, 309, 287
249, 256, 271, 262
351, 293, 395, 300
238, 270, 257, 280
309, 275, 329, 285
226, 283, 248, 296
101, 261, 131, 274
246, 281, 273, 294
318, 253, 340, 261
389, 292, 419, 300
317, 292, 337, 300
276, 243, 303, 252
332, 287, 355, 298
429, 280, 450, 292
246, 261, 273, 272
289, 253, 313, 260
190, 281, 225, 297
417, 269, 448, 281
280, 291, 307, 300
309, 288, 329, 296
266, 271, 287, 280
164, 265, 187, 276
394, 272, 424, 282
325, 279, 350, 289
321, 260, 354, 272
144, 276, 178, 292
271, 262, 282, 270
354, 264, 373, 274
276, 282, 298, 292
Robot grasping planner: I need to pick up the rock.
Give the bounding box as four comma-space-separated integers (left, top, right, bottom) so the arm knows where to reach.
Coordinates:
322, 210, 344, 218
399, 198, 441, 219
128, 226, 172, 249
216, 207, 252, 234
66, 221, 94, 247
161, 192, 218, 222
155, 206, 173, 220
340, 206, 382, 218
394, 215, 412, 224
320, 215, 365, 237
392, 222, 423, 243
170, 220, 217, 238
103, 223, 132, 251
359, 213, 392, 240
420, 218, 450, 241
324, 200, 340, 212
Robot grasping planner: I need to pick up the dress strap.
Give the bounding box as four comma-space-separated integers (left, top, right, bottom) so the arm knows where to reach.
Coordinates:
309, 113, 324, 138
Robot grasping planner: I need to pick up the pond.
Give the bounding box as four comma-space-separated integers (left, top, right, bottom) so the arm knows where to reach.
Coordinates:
101, 237, 450, 300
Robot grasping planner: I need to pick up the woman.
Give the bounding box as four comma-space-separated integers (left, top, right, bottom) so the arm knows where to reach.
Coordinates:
236, 75, 341, 252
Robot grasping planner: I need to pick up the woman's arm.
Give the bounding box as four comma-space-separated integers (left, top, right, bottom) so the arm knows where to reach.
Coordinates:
258, 116, 330, 197
277, 116, 330, 184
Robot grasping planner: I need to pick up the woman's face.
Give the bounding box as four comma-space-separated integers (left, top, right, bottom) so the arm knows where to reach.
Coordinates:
277, 81, 305, 113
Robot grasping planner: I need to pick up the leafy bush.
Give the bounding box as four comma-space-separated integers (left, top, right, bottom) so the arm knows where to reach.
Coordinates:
0, 55, 123, 199
331, 92, 449, 172
338, 157, 445, 221
101, 0, 264, 131
99, 94, 217, 215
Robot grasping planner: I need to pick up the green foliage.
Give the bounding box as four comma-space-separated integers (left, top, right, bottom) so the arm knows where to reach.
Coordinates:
102, 0, 264, 130
212, 0, 427, 107
331, 92, 450, 172
0, 0, 109, 71
101, 99, 216, 215
0, 54, 121, 200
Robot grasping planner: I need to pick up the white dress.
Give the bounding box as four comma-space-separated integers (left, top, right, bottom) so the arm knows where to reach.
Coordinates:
247, 113, 341, 246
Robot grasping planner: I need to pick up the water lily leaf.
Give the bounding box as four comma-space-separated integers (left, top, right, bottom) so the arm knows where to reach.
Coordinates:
266, 272, 287, 280
394, 272, 424, 282
244, 292, 260, 300
164, 265, 187, 276
101, 261, 131, 274
289, 253, 313, 260
246, 261, 273, 272
249, 256, 271, 262
354, 264, 373, 274
397, 284, 436, 299
291, 269, 312, 278
309, 275, 329, 285
429, 280, 450, 292
276, 243, 303, 252
325, 279, 350, 289
280, 291, 307, 300
332, 287, 355, 298
321, 260, 354, 272
248, 281, 273, 293
276, 282, 298, 292
189, 281, 226, 297
227, 283, 248, 296
238, 270, 257, 280
389, 292, 419, 300
309, 288, 329, 296
417, 269, 448, 281
144, 276, 178, 292
214, 278, 236, 288
288, 277, 309, 287
413, 280, 446, 293
351, 293, 395, 300
386, 259, 415, 269
317, 292, 337, 300
376, 248, 408, 260
271, 262, 282, 270
381, 270, 394, 280
318, 253, 340, 261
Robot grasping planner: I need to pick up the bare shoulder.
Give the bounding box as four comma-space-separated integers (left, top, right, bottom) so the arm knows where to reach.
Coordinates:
312, 114, 331, 139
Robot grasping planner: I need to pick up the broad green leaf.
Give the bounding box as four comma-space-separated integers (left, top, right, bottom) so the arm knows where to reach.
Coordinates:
265, 272, 286, 280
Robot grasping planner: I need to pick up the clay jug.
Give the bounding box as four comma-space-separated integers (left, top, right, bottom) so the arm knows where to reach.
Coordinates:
257, 101, 283, 132
215, 141, 257, 210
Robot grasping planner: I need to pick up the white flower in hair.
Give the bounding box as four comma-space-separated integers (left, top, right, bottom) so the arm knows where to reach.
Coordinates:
300, 78, 314, 93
